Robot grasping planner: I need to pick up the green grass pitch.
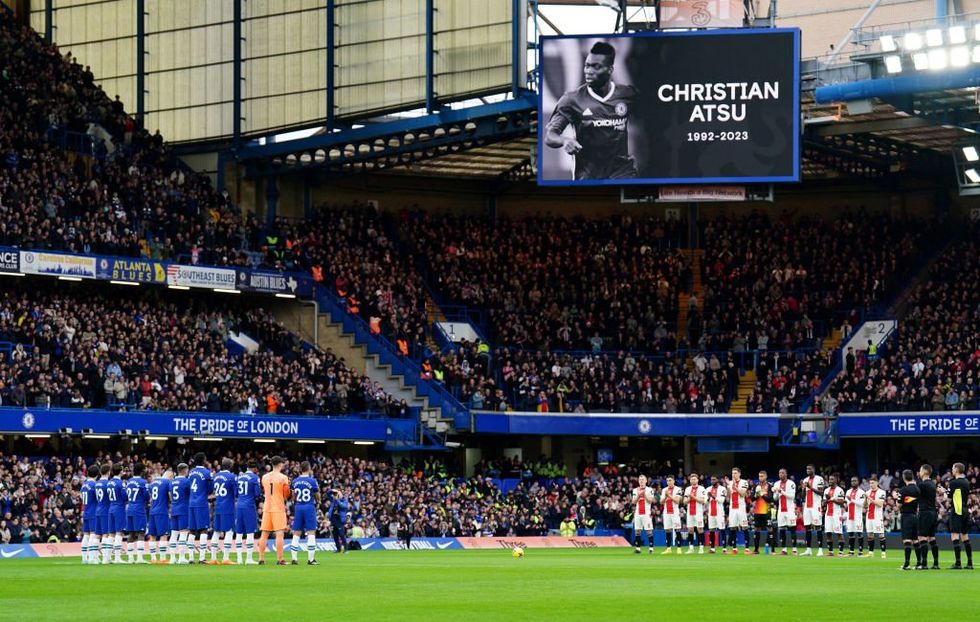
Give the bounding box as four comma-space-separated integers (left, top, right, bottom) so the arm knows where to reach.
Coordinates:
1, 549, 976, 621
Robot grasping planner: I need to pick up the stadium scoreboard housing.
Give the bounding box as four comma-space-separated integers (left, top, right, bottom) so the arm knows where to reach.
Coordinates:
538, 28, 801, 186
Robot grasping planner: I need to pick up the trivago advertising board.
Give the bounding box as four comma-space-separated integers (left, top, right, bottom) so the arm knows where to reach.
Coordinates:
538, 29, 800, 185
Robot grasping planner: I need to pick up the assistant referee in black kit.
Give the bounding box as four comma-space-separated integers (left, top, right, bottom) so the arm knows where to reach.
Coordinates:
948, 462, 974, 570
916, 464, 940, 570
896, 469, 920, 570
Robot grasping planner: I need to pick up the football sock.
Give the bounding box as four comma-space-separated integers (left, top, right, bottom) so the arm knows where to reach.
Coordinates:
223, 532, 234, 560
198, 534, 208, 560
291, 535, 301, 561
246, 533, 255, 560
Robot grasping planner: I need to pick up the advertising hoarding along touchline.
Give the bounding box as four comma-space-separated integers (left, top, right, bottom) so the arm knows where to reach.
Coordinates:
538, 28, 801, 186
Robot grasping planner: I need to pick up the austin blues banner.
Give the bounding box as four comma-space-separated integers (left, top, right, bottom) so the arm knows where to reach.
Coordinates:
0, 407, 388, 441
237, 269, 312, 296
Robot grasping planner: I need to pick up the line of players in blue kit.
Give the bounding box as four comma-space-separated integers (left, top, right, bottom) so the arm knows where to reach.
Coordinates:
78, 453, 325, 565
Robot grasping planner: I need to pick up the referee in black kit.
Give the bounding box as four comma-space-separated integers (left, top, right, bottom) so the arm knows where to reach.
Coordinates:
895, 469, 920, 570
916, 464, 940, 570
948, 462, 974, 569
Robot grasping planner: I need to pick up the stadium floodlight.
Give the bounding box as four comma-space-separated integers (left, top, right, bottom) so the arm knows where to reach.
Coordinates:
24, 434, 50, 439
879, 35, 897, 52
353, 441, 375, 445
298, 439, 326, 444
213, 288, 240, 294
928, 48, 948, 70
58, 276, 83, 282
143, 435, 168, 441
951, 46, 971, 67
59, 427, 73, 434
192, 437, 224, 442
949, 25, 968, 44
84, 434, 111, 439
110, 280, 139, 286
904, 32, 924, 50
925, 28, 944, 47
0, 272, 25, 277
884, 55, 903, 73
168, 285, 190, 291
274, 293, 296, 299
966, 168, 980, 183
912, 52, 930, 70
964, 146, 979, 161
253, 438, 275, 443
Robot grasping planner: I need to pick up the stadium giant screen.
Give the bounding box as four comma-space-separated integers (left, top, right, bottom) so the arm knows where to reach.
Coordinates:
538, 29, 800, 186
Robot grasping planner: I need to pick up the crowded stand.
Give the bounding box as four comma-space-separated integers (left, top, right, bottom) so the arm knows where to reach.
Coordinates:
0, 284, 404, 416
698, 211, 930, 353
401, 212, 686, 352
1, 450, 976, 550
0, 18, 247, 267
434, 344, 738, 413
824, 228, 980, 413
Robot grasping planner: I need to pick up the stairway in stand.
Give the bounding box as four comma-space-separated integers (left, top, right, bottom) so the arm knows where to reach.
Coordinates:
676, 248, 705, 349
821, 328, 842, 352
727, 369, 757, 414
424, 292, 448, 354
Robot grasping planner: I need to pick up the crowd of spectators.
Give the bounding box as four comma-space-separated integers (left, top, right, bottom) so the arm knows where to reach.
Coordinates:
401, 212, 685, 352
433, 342, 738, 413
827, 227, 980, 412
0, 283, 404, 416
2, 449, 976, 545
697, 210, 932, 354
0, 17, 249, 267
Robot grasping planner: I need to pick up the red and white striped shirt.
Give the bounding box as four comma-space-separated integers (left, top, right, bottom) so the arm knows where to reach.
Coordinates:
865, 488, 885, 520
729, 479, 748, 509
824, 486, 844, 517
804, 475, 825, 509
663, 485, 680, 516
708, 484, 727, 517
777, 479, 796, 513
686, 485, 705, 517
847, 487, 866, 521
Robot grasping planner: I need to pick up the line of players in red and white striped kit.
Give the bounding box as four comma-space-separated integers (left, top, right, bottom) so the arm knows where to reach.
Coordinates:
631, 465, 891, 557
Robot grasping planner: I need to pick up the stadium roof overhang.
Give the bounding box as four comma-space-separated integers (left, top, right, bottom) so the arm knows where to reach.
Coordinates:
236, 94, 538, 183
